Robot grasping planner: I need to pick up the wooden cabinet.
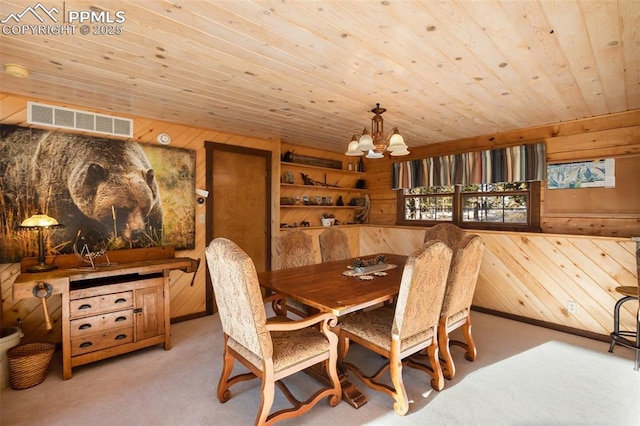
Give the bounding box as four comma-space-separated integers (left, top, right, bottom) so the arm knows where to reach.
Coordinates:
68, 275, 164, 361
280, 162, 367, 227
12, 248, 199, 379
62, 271, 172, 379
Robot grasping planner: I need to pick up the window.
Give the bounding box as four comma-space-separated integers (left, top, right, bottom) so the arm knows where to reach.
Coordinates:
397, 181, 540, 232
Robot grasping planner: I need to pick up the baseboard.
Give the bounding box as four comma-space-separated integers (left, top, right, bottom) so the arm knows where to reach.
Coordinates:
170, 311, 210, 324
471, 306, 610, 343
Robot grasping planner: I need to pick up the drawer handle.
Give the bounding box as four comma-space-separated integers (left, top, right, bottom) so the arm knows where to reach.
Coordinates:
79, 324, 92, 330
78, 304, 92, 310
114, 298, 127, 304
115, 316, 127, 322
115, 334, 127, 340
79, 342, 93, 348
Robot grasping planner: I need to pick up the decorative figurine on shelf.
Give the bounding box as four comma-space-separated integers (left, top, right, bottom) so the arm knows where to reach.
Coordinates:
282, 151, 293, 162
320, 213, 336, 227
300, 173, 340, 187
301, 173, 315, 185
284, 171, 294, 184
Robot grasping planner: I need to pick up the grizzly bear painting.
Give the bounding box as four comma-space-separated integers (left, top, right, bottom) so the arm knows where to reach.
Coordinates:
32, 132, 164, 250
0, 125, 195, 263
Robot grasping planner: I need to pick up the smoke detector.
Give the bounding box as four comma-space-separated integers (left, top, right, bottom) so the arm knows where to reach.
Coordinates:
5, 63, 30, 78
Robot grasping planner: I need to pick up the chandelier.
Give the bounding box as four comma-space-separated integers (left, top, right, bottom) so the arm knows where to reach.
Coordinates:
345, 103, 409, 159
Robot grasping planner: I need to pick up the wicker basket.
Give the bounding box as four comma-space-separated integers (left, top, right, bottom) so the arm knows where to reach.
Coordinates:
7, 342, 55, 390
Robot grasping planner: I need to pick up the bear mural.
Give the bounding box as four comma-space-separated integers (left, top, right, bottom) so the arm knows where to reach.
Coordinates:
31, 132, 164, 252
1, 124, 195, 263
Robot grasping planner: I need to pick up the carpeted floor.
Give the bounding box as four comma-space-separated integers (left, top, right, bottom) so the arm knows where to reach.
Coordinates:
1, 311, 638, 425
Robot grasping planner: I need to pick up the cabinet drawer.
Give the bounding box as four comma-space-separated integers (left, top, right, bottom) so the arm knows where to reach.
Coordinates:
70, 327, 134, 356
70, 291, 133, 318
70, 310, 134, 337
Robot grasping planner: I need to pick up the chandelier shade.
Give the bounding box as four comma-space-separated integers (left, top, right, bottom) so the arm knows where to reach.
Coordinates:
345, 134, 364, 156
347, 103, 409, 158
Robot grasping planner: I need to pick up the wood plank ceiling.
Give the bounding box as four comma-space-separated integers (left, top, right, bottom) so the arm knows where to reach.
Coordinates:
1, 0, 638, 153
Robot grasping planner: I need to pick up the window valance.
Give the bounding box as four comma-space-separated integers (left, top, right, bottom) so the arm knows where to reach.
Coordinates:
392, 142, 546, 190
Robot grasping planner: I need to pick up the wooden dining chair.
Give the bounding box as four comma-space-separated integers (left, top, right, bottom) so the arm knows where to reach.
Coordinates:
608, 236, 640, 370
423, 223, 467, 247
424, 223, 485, 379
436, 233, 485, 379
274, 229, 315, 317
319, 227, 351, 262
276, 229, 315, 269
338, 240, 453, 416
205, 238, 342, 425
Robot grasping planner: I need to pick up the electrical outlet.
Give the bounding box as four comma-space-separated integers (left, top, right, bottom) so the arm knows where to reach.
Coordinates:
567, 301, 578, 314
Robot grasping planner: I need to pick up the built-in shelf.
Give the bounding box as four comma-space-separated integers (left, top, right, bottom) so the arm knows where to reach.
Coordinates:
279, 224, 359, 230
281, 183, 366, 192
280, 205, 364, 209
279, 160, 367, 228
280, 161, 365, 175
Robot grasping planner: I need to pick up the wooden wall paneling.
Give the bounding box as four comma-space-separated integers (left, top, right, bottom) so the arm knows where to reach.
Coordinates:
480, 233, 568, 324
361, 157, 396, 225
356, 226, 637, 337
540, 217, 640, 237
358, 226, 424, 257
475, 243, 544, 317
523, 236, 612, 332
546, 126, 640, 161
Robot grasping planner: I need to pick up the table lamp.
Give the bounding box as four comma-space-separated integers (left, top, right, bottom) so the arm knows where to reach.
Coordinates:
19, 212, 65, 273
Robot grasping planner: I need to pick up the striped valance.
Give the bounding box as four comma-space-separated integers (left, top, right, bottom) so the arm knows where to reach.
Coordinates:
392, 142, 546, 190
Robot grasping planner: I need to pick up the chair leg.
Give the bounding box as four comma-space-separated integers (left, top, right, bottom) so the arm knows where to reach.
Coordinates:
461, 316, 477, 362
256, 367, 275, 425
322, 325, 343, 407
217, 337, 235, 403
389, 351, 409, 416
426, 340, 444, 391
609, 295, 640, 371
609, 296, 634, 353
438, 318, 455, 380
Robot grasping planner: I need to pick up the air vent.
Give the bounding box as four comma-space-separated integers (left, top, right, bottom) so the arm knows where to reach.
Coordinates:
27, 102, 133, 138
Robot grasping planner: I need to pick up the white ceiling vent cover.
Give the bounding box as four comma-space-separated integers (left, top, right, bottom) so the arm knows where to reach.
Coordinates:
27, 102, 133, 138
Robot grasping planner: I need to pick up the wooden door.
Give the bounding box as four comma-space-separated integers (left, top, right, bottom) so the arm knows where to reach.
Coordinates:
134, 283, 164, 341
205, 143, 271, 313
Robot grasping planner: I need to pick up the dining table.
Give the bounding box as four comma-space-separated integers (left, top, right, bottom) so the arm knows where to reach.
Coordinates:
257, 252, 408, 408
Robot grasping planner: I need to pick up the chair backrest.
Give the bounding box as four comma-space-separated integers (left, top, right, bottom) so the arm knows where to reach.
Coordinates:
205, 238, 272, 360
440, 234, 485, 320
423, 223, 467, 248
276, 229, 314, 269
319, 228, 351, 262
392, 240, 452, 340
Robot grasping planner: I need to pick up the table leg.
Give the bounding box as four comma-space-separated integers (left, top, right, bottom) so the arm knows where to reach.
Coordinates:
304, 362, 368, 408
339, 372, 368, 408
